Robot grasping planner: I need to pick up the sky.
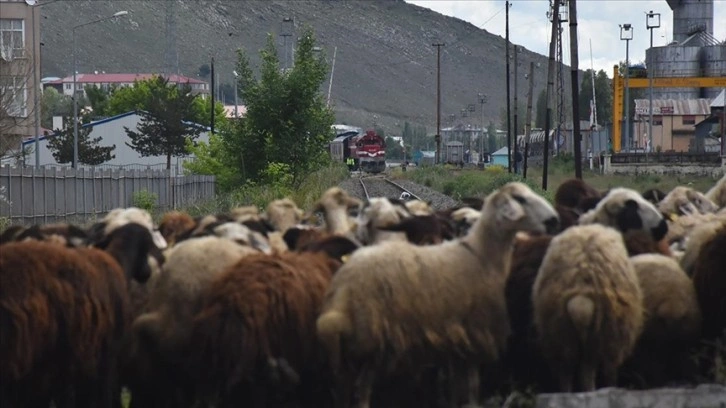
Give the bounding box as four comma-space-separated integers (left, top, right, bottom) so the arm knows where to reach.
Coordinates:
404, 0, 726, 78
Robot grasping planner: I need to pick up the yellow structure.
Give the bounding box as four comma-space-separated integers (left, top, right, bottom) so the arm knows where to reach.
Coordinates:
612, 65, 726, 152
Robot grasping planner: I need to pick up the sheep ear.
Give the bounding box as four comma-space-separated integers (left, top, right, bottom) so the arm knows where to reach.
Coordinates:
678, 203, 697, 216
496, 194, 525, 222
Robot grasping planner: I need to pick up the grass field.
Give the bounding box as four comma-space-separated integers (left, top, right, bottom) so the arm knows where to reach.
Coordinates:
394, 157, 721, 204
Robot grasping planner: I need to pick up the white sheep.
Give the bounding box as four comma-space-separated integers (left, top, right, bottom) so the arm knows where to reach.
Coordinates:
658, 186, 719, 217
705, 174, 726, 209
354, 197, 412, 245
621, 253, 702, 387
532, 224, 643, 392
316, 182, 559, 408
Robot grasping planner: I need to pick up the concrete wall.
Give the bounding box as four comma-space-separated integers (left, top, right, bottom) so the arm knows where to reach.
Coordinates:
607, 162, 724, 178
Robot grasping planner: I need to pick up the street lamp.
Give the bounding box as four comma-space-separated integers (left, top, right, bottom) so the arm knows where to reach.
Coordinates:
646, 10, 660, 157
620, 23, 633, 152
72, 10, 128, 168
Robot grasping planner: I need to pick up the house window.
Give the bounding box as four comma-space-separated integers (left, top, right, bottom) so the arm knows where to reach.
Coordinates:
682, 115, 696, 125
65, 83, 71, 90
0, 76, 28, 117
0, 19, 25, 60
653, 115, 663, 126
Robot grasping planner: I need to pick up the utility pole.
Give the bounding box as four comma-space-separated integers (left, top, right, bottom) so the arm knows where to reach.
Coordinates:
513, 44, 519, 174
433, 42, 445, 165
569, 0, 582, 179
524, 61, 535, 179
543, 0, 560, 190
210, 56, 215, 134
327, 46, 337, 107
505, 0, 512, 173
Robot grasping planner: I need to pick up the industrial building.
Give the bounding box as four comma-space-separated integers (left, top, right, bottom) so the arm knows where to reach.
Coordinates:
612, 0, 726, 154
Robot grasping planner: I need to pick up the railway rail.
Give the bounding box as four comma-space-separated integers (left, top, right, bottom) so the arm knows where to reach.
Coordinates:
358, 174, 422, 201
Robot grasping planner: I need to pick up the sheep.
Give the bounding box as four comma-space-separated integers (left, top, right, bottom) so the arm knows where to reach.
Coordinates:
265, 198, 305, 233
158, 210, 196, 246
312, 187, 362, 236
705, 174, 726, 209
404, 199, 434, 216
188, 235, 360, 407
121, 228, 268, 408
686, 219, 726, 340
642, 188, 667, 206
316, 182, 559, 408
355, 197, 412, 245
658, 186, 719, 217
0, 222, 158, 408
532, 224, 643, 392
554, 178, 601, 209
0, 223, 89, 247
502, 234, 557, 392
665, 211, 726, 258
377, 214, 456, 245
579, 187, 669, 242
619, 253, 702, 388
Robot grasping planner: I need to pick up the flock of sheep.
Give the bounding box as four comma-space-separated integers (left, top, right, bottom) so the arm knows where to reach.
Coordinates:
0, 174, 724, 408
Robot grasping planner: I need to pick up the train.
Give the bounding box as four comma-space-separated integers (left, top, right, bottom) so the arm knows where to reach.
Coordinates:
329, 128, 387, 173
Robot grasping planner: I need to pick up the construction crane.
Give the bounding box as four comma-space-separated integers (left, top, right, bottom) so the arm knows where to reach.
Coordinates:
611, 65, 726, 152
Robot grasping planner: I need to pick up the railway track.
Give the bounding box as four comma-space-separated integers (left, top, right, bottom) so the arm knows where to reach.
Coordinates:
358, 174, 422, 201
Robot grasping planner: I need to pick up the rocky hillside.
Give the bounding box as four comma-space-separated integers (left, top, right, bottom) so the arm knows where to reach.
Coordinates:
39, 0, 563, 132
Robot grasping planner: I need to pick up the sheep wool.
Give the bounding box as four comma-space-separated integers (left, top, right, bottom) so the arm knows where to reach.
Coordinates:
705, 174, 726, 209
533, 224, 643, 392
620, 254, 701, 388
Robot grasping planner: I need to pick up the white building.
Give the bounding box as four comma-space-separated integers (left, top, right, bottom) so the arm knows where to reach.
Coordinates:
18, 111, 210, 174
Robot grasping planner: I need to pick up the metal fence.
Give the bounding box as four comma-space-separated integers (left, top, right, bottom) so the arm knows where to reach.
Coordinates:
611, 152, 722, 164
0, 165, 216, 225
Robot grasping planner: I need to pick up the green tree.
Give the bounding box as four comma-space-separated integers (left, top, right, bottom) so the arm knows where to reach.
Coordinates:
84, 85, 112, 117
224, 26, 335, 186
124, 76, 204, 169
385, 136, 403, 160
578, 69, 613, 125
191, 96, 227, 128
487, 121, 498, 153
184, 132, 239, 191
198, 63, 211, 78
40, 87, 73, 129
46, 114, 116, 166
106, 80, 152, 114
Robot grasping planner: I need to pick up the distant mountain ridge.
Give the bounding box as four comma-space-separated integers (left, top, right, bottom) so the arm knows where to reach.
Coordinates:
39, 0, 565, 133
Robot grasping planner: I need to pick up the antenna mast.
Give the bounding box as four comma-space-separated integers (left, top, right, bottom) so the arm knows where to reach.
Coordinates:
548, 1, 568, 156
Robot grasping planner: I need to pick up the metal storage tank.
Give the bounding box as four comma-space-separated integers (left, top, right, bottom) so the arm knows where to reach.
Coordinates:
702, 44, 726, 99
648, 45, 702, 100
668, 0, 713, 44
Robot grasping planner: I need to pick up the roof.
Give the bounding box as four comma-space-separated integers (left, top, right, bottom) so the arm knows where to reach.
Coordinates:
415, 150, 436, 157
21, 111, 210, 146
711, 90, 725, 108
46, 73, 207, 85
492, 146, 509, 156
634, 98, 712, 116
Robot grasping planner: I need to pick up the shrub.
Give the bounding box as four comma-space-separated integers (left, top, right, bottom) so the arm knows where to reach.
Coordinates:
131, 190, 158, 212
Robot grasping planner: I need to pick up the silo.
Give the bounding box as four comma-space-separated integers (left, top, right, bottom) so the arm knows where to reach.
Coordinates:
668, 0, 713, 43
647, 0, 721, 100
702, 44, 726, 99
648, 45, 702, 99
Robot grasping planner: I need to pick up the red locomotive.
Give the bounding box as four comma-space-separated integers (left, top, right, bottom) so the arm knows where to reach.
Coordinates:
329, 128, 387, 173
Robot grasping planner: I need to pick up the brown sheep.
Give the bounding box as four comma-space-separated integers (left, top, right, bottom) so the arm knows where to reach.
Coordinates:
317, 182, 559, 408
554, 178, 601, 209
533, 224, 643, 392
502, 234, 557, 392
188, 235, 360, 407
377, 214, 456, 245
122, 231, 265, 408
0, 223, 89, 247
158, 210, 196, 246
620, 254, 702, 388
690, 220, 726, 340
0, 223, 156, 408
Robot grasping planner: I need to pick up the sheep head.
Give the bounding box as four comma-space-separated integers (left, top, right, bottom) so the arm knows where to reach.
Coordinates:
265, 198, 304, 233
313, 187, 362, 213
483, 182, 559, 235
658, 186, 718, 217
355, 197, 412, 245
91, 207, 168, 250
580, 187, 668, 241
